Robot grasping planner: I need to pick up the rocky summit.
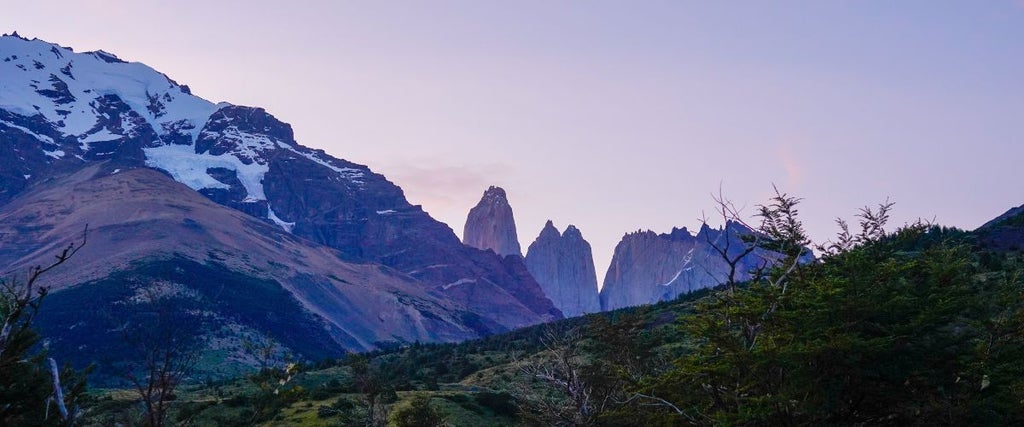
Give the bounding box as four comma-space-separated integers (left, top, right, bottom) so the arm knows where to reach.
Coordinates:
463, 186, 523, 258
524, 221, 601, 318
0, 34, 560, 376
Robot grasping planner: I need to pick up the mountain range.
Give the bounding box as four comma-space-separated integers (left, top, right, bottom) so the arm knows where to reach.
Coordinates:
460, 185, 789, 313
0, 34, 558, 378
11, 34, 1011, 384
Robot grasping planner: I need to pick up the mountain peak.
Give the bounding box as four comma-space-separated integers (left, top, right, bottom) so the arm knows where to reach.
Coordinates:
89, 49, 125, 64
463, 185, 522, 257
539, 220, 560, 239
3, 31, 27, 41
524, 221, 600, 317
665, 226, 693, 242
563, 224, 583, 239
0, 34, 216, 147
482, 185, 508, 202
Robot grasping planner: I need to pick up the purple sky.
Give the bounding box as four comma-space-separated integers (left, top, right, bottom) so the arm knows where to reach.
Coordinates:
7, 1, 1024, 284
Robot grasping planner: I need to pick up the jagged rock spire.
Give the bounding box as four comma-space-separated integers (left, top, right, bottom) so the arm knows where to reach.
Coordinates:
524, 221, 601, 317
463, 186, 522, 257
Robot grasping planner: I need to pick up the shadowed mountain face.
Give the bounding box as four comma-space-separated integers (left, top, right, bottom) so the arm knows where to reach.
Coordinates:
975, 204, 1024, 251
0, 34, 559, 374
524, 221, 601, 318
463, 186, 523, 258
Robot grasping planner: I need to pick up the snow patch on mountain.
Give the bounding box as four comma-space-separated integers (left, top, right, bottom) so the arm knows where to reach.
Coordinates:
268, 207, 295, 232
443, 278, 476, 290
0, 118, 54, 144
284, 147, 365, 185
143, 144, 268, 201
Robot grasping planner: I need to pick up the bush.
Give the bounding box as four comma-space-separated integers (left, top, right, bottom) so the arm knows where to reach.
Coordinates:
475, 391, 517, 417
390, 396, 445, 427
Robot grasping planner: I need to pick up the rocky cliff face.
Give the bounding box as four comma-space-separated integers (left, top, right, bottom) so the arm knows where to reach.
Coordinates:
0, 34, 560, 364
599, 222, 770, 310
524, 221, 601, 318
463, 186, 523, 257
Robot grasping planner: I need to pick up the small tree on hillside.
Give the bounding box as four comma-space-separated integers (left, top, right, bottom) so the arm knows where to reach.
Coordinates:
347, 353, 396, 427
514, 326, 621, 426
117, 287, 201, 427
240, 337, 304, 424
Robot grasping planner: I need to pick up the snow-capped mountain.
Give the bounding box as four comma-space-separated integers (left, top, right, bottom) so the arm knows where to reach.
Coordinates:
0, 34, 559, 374
0, 33, 363, 225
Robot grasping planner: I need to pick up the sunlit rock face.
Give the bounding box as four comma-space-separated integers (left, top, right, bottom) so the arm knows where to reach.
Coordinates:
463, 186, 523, 258
524, 221, 601, 318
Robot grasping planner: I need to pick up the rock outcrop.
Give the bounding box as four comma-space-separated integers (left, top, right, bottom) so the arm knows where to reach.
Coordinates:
463, 186, 523, 257
524, 221, 601, 317
599, 222, 771, 310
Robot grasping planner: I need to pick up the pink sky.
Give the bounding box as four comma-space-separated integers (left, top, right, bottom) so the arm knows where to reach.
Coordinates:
6, 1, 1023, 284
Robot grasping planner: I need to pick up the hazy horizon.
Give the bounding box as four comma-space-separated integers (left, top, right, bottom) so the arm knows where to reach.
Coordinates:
6, 1, 1023, 285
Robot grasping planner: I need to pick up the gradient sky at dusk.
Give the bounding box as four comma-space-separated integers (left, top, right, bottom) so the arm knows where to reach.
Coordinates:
7, 1, 1024, 284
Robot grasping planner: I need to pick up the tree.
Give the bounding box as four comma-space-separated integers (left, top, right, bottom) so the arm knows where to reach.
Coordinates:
514, 326, 621, 426
239, 337, 304, 424
636, 191, 1024, 425
0, 229, 89, 426
347, 353, 395, 427
117, 287, 202, 427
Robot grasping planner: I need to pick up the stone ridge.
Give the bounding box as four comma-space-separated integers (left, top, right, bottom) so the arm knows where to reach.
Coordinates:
524, 221, 601, 317
463, 185, 523, 257
599, 222, 769, 311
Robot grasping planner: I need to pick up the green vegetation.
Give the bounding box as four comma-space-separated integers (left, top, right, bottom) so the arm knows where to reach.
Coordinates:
9, 193, 1024, 425
1, 234, 90, 426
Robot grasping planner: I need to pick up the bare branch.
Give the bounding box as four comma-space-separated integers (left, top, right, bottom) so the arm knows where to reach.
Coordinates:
618, 393, 696, 422
0, 225, 88, 360
47, 358, 69, 422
